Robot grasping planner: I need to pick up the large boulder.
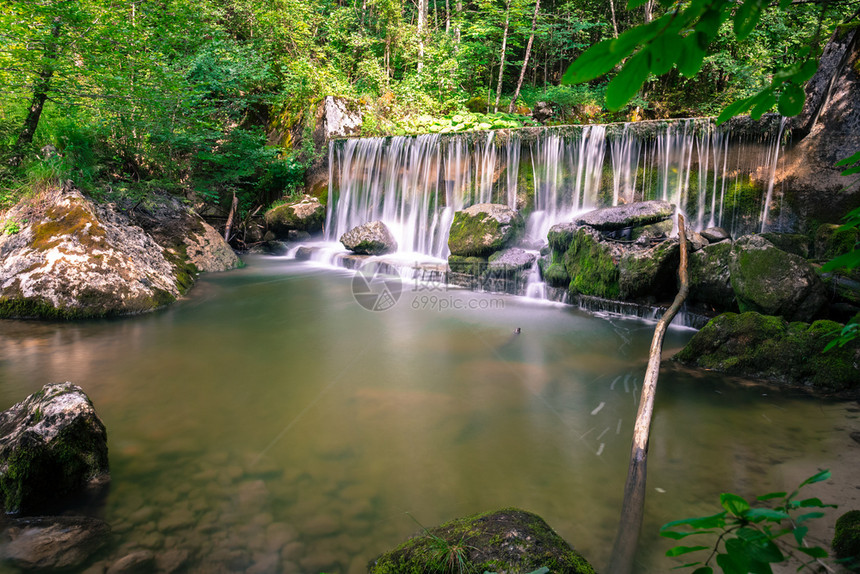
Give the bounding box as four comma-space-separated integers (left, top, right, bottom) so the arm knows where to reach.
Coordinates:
368, 508, 596, 574
264, 195, 326, 236
0, 516, 110, 570
618, 238, 680, 301
340, 220, 397, 255
689, 241, 736, 311
0, 383, 109, 514
575, 200, 674, 239
0, 185, 238, 319
833, 510, 860, 569
674, 312, 860, 392
563, 227, 622, 299
729, 235, 827, 322
447, 203, 524, 257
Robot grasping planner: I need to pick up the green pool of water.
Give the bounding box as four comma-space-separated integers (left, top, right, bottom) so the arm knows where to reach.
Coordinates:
0, 255, 856, 573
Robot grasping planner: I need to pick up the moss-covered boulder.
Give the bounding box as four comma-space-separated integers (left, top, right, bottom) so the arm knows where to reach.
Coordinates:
689, 241, 736, 311
674, 311, 860, 391
815, 223, 860, 261
448, 203, 524, 257
368, 508, 596, 574
759, 232, 810, 259
0, 185, 216, 319
340, 220, 398, 255
263, 195, 326, 236
833, 510, 860, 571
729, 235, 827, 322
544, 262, 571, 288
563, 227, 621, 299
547, 222, 579, 252
618, 238, 680, 300
0, 383, 109, 514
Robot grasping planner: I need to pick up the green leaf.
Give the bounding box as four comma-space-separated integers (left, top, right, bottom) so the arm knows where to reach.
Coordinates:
840, 165, 860, 176
796, 59, 819, 83
799, 469, 831, 487
696, 8, 724, 45
717, 550, 746, 574
778, 0, 792, 7
835, 151, 860, 167
793, 525, 809, 546
606, 50, 650, 110
756, 492, 787, 502
721, 493, 751, 516
717, 97, 752, 125
822, 249, 860, 272
777, 83, 805, 117
662, 512, 727, 531
737, 529, 784, 563
648, 34, 682, 75
797, 546, 828, 558
734, 0, 763, 41
667, 545, 711, 557
677, 34, 706, 77
691, 568, 713, 574
796, 511, 826, 524
743, 508, 789, 522
750, 91, 776, 120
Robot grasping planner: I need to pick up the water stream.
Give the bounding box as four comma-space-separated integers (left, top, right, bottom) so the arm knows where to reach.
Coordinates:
1, 256, 856, 573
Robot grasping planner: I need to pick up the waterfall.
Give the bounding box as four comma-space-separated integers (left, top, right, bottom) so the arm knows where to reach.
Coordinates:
326, 117, 788, 258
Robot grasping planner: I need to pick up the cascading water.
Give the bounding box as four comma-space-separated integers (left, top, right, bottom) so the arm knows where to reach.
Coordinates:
325, 117, 788, 259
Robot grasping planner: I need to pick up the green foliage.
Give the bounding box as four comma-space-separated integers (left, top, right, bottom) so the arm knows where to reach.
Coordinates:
395, 111, 537, 135
2, 220, 21, 235
661, 470, 836, 573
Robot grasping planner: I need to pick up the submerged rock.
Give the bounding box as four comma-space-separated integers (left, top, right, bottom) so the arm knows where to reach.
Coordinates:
447, 203, 524, 257
340, 221, 397, 255
674, 311, 860, 392
0, 382, 109, 513
264, 195, 326, 236
729, 235, 826, 322
368, 508, 595, 574
0, 516, 110, 570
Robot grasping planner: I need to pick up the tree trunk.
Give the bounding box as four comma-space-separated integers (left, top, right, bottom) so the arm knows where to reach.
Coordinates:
508, 0, 541, 113
608, 215, 690, 574
644, 0, 654, 23
454, 0, 462, 45
609, 0, 619, 38
11, 17, 62, 167
417, 0, 427, 73
224, 193, 239, 242
493, 0, 513, 113
445, 0, 450, 33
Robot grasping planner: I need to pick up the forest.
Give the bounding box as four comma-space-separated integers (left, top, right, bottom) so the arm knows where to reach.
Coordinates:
0, 0, 855, 219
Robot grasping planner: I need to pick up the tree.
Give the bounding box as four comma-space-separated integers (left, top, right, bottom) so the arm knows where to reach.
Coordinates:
493, 0, 513, 111
508, 0, 540, 112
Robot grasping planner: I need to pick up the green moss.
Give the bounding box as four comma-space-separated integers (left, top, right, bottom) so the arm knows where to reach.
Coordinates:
675, 312, 859, 391
722, 176, 765, 220
564, 229, 620, 299
833, 510, 860, 570
618, 239, 679, 300
448, 210, 522, 257
31, 202, 106, 251
369, 508, 595, 574
544, 262, 571, 288
448, 255, 488, 275
815, 223, 859, 261
760, 232, 810, 258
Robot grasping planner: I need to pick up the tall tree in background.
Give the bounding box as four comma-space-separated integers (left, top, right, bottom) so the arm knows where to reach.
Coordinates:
508, 0, 540, 112
417, 0, 427, 72
493, 0, 512, 111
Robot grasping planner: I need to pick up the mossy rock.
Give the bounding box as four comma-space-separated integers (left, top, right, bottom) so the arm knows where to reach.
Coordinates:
833, 510, 860, 571
815, 223, 860, 261
547, 222, 579, 253
448, 204, 524, 257
544, 262, 571, 288
689, 241, 736, 311
563, 228, 620, 299
448, 255, 488, 275
0, 383, 109, 514
368, 508, 596, 574
618, 238, 680, 301
760, 232, 810, 259
264, 195, 325, 236
674, 311, 860, 391
729, 235, 827, 322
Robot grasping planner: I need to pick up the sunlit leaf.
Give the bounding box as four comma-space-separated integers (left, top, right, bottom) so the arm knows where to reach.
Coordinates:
721, 493, 751, 516
756, 492, 787, 502
836, 151, 860, 167
743, 508, 789, 522
750, 91, 776, 120
800, 469, 831, 487
606, 50, 650, 110
777, 83, 805, 117
717, 97, 752, 125
677, 34, 706, 77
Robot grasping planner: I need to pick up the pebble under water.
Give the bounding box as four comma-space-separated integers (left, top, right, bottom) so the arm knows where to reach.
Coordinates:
0, 255, 857, 574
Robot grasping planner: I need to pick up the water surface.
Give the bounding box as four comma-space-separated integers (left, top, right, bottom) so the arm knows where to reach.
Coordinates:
0, 255, 856, 573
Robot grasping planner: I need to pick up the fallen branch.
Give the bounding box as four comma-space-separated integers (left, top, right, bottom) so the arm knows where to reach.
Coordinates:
608, 213, 690, 574
224, 192, 238, 242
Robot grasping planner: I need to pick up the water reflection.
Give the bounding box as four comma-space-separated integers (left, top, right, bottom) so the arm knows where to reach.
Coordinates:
0, 256, 856, 573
